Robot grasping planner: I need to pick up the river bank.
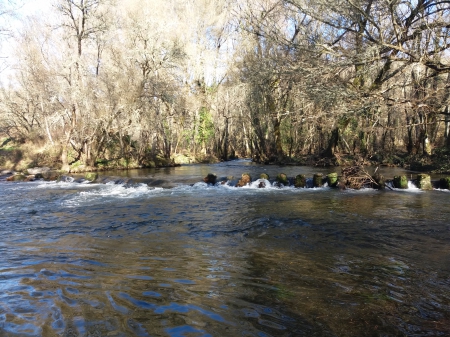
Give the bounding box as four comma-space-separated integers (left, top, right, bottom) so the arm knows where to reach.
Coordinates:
2, 138, 450, 178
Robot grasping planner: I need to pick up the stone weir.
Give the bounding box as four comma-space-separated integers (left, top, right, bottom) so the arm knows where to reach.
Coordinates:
203, 171, 450, 191
1, 166, 450, 191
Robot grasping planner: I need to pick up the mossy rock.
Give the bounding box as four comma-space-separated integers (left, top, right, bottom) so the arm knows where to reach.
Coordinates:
440, 177, 450, 189
327, 172, 338, 187
85, 172, 98, 182
260, 173, 269, 180
41, 171, 60, 181
416, 174, 432, 190
276, 173, 289, 186
294, 174, 307, 188
313, 173, 323, 187
203, 173, 217, 185
372, 173, 385, 190
6, 174, 26, 182
393, 175, 408, 189
236, 173, 251, 187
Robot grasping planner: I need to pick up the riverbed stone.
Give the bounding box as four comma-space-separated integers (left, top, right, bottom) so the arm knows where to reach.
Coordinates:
58, 175, 75, 183
294, 174, 307, 188
203, 173, 217, 185
41, 171, 60, 181
416, 174, 432, 190
276, 173, 289, 186
313, 173, 323, 187
327, 173, 338, 187
6, 174, 26, 182
84, 172, 98, 182
236, 173, 251, 187
393, 175, 408, 189
440, 177, 450, 189
372, 173, 385, 190
260, 173, 269, 180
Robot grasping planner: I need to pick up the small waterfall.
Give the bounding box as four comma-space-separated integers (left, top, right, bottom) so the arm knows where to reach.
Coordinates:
407, 181, 420, 191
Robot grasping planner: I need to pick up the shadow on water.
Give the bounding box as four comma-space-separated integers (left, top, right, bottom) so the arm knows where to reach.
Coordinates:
1, 163, 450, 336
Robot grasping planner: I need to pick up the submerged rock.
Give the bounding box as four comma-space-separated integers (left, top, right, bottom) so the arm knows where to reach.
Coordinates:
203, 173, 217, 185
41, 171, 60, 181
393, 175, 408, 189
84, 172, 98, 182
58, 175, 75, 183
416, 174, 432, 190
294, 174, 307, 188
236, 173, 251, 187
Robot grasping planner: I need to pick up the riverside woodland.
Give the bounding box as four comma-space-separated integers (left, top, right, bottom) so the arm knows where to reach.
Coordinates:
0, 1, 450, 174
1, 1, 450, 336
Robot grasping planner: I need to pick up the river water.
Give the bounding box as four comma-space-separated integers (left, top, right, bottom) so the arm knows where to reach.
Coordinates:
1, 160, 449, 336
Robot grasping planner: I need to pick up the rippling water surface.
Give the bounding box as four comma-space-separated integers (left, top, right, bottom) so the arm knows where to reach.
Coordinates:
1, 161, 450, 336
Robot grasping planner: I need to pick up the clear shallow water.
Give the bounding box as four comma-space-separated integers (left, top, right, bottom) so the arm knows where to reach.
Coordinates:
1, 161, 450, 336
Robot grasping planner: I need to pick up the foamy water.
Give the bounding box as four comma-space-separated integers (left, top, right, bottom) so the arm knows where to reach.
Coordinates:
1, 164, 449, 337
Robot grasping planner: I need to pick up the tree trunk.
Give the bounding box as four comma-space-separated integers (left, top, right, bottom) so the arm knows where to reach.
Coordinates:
273, 117, 283, 160
323, 128, 339, 158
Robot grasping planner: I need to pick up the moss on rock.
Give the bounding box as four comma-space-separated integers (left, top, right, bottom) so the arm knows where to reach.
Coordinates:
416, 174, 432, 190
440, 177, 450, 189
327, 173, 338, 187
393, 175, 408, 189
85, 172, 98, 182
6, 174, 26, 182
260, 173, 269, 180
276, 173, 289, 186
313, 173, 323, 187
372, 173, 385, 190
294, 174, 307, 188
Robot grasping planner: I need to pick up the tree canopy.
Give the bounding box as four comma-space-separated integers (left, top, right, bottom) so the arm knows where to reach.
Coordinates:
1, 0, 449, 171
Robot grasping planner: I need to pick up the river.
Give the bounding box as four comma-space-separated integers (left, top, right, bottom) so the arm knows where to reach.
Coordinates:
1, 160, 449, 336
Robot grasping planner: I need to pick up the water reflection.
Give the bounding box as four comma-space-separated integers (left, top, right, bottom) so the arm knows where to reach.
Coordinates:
1, 165, 450, 336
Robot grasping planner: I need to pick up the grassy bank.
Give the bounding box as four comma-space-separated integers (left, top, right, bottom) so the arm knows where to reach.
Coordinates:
2, 137, 449, 174
0, 138, 221, 173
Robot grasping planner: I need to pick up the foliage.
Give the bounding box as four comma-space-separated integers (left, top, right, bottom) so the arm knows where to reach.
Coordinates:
0, 0, 449, 171
195, 107, 215, 146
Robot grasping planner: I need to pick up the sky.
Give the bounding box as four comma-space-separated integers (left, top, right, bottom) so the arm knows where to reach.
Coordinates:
0, 0, 52, 80
16, 0, 51, 17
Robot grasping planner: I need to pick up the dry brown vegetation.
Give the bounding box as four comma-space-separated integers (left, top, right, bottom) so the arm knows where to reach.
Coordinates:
0, 0, 449, 172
